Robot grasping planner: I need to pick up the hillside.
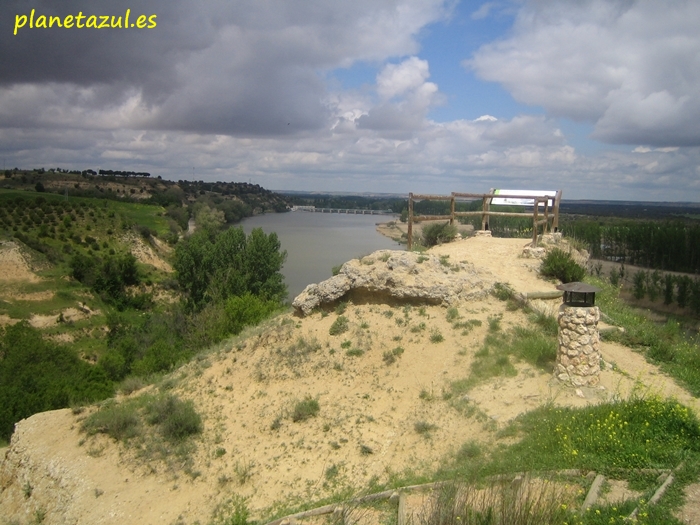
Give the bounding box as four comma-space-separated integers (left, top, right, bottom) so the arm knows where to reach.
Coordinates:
2, 236, 699, 524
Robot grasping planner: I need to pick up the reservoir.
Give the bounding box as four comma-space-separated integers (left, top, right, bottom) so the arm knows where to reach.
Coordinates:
241, 211, 402, 301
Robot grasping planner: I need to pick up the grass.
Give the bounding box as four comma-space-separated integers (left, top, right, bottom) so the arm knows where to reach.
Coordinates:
383, 346, 405, 365
448, 320, 557, 396
428, 394, 700, 524
488, 396, 700, 473
429, 329, 444, 343
446, 307, 460, 322
416, 479, 570, 525
410, 322, 426, 333
291, 396, 320, 422
487, 314, 502, 332
593, 277, 700, 396
79, 393, 202, 475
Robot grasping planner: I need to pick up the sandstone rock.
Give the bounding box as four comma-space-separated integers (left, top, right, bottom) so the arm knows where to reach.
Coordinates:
292, 249, 493, 316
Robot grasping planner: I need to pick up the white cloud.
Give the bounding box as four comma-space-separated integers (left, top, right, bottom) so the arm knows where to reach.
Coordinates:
377, 57, 431, 100
1, 0, 700, 201
471, 2, 496, 20
468, 0, 700, 147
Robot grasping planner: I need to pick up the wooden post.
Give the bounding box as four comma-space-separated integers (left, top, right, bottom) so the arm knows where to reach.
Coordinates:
482, 192, 491, 231
553, 190, 562, 232
450, 193, 455, 226
543, 197, 550, 233
532, 197, 540, 246
407, 193, 414, 251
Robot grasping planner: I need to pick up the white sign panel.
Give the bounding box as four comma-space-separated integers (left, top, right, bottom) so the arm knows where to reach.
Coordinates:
491, 189, 556, 207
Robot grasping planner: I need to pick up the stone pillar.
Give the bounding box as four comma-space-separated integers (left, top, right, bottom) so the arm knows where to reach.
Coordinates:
555, 304, 601, 386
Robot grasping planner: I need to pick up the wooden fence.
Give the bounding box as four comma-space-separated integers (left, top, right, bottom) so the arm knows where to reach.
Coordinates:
407, 190, 562, 250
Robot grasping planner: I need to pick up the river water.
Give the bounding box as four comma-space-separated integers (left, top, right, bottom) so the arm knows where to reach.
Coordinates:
241, 211, 402, 300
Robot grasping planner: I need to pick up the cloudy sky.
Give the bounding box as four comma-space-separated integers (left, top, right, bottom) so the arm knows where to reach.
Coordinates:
2, 0, 699, 201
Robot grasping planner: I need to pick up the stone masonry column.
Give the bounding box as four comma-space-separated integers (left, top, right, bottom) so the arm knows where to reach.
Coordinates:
555, 304, 601, 386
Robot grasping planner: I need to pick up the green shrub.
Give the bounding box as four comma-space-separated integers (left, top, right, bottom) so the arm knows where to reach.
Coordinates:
0, 322, 114, 441
539, 248, 585, 283
446, 307, 460, 322
429, 329, 444, 343
329, 315, 349, 336
224, 292, 278, 335
422, 221, 458, 247
492, 282, 514, 301
292, 396, 320, 422
145, 395, 203, 442
82, 402, 141, 441
414, 421, 437, 435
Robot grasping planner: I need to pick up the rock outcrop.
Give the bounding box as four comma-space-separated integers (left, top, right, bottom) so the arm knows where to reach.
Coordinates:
292, 249, 494, 315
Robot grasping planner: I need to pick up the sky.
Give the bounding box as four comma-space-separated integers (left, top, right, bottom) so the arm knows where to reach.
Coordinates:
1, 0, 699, 201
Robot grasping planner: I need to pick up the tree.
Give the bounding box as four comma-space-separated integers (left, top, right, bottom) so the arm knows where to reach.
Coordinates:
0, 323, 113, 441
195, 204, 225, 234
174, 227, 287, 312
70, 252, 142, 309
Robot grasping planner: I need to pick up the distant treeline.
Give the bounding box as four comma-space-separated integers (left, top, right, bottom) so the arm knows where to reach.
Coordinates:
97, 169, 151, 177
562, 219, 700, 273
285, 193, 405, 212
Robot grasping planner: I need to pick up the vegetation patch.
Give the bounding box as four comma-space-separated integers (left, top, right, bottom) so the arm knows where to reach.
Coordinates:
291, 396, 320, 422
595, 278, 700, 395
540, 248, 585, 283
329, 315, 349, 336
449, 322, 557, 396
491, 396, 700, 473
382, 346, 404, 365
422, 222, 458, 247
414, 421, 437, 436
82, 394, 202, 444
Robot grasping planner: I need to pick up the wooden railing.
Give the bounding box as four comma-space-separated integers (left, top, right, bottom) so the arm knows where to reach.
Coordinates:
407, 190, 562, 250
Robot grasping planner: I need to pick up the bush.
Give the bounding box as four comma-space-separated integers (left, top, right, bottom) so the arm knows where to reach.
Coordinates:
82, 402, 141, 441
539, 248, 585, 283
422, 221, 458, 247
0, 322, 114, 441
292, 396, 320, 422
329, 315, 349, 336
145, 395, 203, 442
224, 293, 278, 335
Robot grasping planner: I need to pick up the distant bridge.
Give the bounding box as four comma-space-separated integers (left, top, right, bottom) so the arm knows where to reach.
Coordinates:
290, 206, 394, 215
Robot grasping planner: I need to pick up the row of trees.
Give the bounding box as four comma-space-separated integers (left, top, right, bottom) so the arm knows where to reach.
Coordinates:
626, 269, 700, 314
563, 219, 700, 273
